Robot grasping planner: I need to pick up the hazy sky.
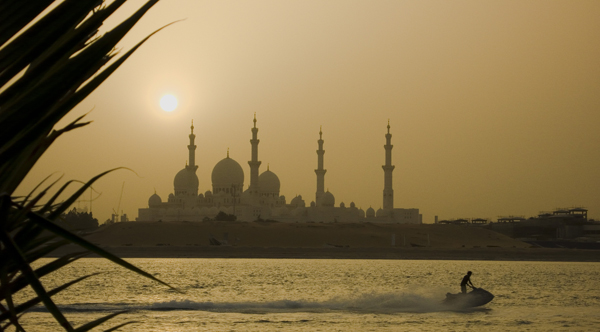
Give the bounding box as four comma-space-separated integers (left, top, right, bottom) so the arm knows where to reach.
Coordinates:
17, 0, 600, 223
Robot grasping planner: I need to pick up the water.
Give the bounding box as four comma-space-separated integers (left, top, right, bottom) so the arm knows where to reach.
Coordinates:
15, 259, 600, 331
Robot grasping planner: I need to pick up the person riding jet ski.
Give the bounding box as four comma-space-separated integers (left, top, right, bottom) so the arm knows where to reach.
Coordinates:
461, 271, 474, 294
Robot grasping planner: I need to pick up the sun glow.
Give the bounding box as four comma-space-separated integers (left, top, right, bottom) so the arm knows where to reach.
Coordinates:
160, 94, 178, 112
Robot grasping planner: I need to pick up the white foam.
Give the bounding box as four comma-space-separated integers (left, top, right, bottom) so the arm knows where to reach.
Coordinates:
37, 289, 460, 314
147, 289, 452, 313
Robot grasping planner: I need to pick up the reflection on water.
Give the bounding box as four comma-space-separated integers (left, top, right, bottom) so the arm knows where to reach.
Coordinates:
18, 259, 600, 331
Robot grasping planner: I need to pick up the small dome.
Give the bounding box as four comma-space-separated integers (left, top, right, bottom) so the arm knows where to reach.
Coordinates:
366, 207, 375, 218
212, 156, 244, 187
340, 202, 345, 208
310, 201, 316, 207
174, 168, 199, 193
205, 190, 212, 197
350, 202, 356, 208
292, 206, 307, 216
148, 193, 162, 207
259, 169, 280, 193
376, 208, 387, 217
198, 193, 204, 199
291, 195, 305, 207
321, 191, 335, 207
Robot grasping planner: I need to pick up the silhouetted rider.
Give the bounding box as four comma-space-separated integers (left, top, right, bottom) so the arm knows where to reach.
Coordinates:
461, 271, 474, 294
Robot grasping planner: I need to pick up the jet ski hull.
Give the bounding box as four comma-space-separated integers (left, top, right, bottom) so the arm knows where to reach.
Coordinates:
443, 288, 494, 308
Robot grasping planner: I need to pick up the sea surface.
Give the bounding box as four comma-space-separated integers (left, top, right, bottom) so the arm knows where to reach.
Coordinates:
16, 258, 600, 331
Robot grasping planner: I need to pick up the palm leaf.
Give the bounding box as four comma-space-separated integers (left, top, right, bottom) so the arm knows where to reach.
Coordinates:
0, 1, 99, 87
40, 179, 88, 215
19, 172, 62, 206
0, 267, 25, 331
0, 0, 54, 46
103, 321, 139, 332
0, 225, 74, 331
2, 235, 64, 272
74, 311, 130, 332
23, 208, 180, 292
48, 169, 120, 219
1, 252, 87, 300
1, 1, 181, 330
0, 273, 99, 322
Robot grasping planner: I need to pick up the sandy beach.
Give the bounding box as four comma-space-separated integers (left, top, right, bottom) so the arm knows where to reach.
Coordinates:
47, 221, 600, 262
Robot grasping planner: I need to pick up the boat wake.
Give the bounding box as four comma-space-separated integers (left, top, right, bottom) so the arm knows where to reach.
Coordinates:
149, 292, 449, 313
31, 289, 486, 314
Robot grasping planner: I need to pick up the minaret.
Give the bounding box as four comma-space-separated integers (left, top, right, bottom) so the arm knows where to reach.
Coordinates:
315, 126, 327, 205
248, 113, 261, 195
187, 120, 198, 171
382, 120, 395, 210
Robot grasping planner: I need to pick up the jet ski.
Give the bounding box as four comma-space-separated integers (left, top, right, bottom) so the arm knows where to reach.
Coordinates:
443, 287, 494, 308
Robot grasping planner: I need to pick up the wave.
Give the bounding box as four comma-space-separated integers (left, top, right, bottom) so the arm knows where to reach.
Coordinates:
30, 290, 478, 314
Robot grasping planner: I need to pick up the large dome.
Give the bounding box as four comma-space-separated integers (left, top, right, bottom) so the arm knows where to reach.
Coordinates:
173, 168, 199, 194
211, 156, 244, 187
259, 169, 280, 193
321, 191, 335, 207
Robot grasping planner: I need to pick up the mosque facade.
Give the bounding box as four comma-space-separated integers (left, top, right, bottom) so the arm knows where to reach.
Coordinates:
137, 116, 421, 223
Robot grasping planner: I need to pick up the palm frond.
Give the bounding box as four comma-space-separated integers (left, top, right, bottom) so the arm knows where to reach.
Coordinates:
103, 321, 139, 332
0, 0, 182, 330
0, 273, 99, 322
0, 0, 54, 46
0, 214, 74, 331
22, 208, 180, 292
74, 311, 130, 332
1, 252, 87, 299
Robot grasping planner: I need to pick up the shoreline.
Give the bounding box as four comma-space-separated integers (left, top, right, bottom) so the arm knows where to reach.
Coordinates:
49, 245, 600, 262
53, 222, 600, 262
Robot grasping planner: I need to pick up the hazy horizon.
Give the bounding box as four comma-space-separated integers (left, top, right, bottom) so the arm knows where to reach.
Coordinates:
15, 0, 600, 223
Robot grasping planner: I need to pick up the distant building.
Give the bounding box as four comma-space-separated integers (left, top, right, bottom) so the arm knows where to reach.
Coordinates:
138, 116, 421, 223
486, 207, 595, 240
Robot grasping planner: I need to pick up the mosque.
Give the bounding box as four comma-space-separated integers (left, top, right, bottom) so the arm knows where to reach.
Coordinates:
137, 116, 421, 223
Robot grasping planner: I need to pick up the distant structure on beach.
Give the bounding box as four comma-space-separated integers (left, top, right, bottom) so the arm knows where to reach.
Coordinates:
137, 116, 421, 223
435, 207, 600, 241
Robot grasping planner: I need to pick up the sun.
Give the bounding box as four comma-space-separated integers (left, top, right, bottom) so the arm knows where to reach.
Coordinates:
160, 94, 178, 112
